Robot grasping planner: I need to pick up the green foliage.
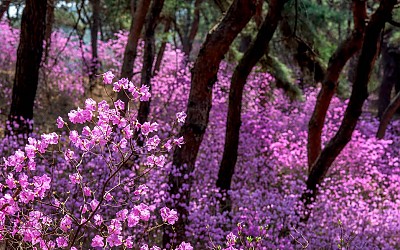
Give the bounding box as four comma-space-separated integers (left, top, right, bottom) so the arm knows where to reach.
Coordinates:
283, 0, 351, 61
102, 0, 131, 36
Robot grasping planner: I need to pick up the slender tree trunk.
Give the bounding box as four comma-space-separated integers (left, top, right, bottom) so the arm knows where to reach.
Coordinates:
136, 0, 165, 129
44, 0, 55, 62
0, 0, 10, 20
378, 39, 400, 118
346, 51, 359, 85
302, 0, 396, 220
307, 0, 367, 168
279, 19, 326, 85
213, 0, 228, 12
182, 0, 203, 57
118, 0, 151, 114
163, 0, 257, 246
216, 0, 288, 213
89, 0, 101, 86
153, 18, 171, 75
8, 0, 47, 134
377, 91, 400, 139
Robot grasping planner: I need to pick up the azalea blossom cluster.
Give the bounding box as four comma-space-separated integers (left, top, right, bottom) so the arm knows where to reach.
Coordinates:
0, 72, 191, 249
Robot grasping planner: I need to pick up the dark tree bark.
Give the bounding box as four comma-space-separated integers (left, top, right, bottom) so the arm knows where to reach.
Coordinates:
163, 0, 257, 246
89, 0, 101, 85
8, 0, 47, 134
174, 0, 203, 58
136, 0, 165, 128
279, 19, 326, 86
295, 39, 326, 85
302, 0, 396, 219
118, 0, 151, 114
216, 0, 288, 213
213, 0, 228, 12
377, 91, 400, 139
0, 0, 11, 20
44, 0, 55, 62
377, 37, 400, 118
253, 0, 263, 28
307, 0, 367, 168
238, 34, 252, 52
153, 18, 171, 75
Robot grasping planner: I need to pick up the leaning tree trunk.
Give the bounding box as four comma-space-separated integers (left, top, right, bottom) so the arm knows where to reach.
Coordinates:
163, 0, 257, 246
136, 0, 165, 134
118, 0, 151, 114
377, 39, 400, 118
377, 91, 400, 139
307, 0, 367, 168
44, 0, 55, 62
153, 18, 171, 75
89, 0, 101, 87
216, 0, 288, 213
8, 0, 47, 135
279, 19, 326, 86
302, 0, 396, 220
181, 0, 203, 57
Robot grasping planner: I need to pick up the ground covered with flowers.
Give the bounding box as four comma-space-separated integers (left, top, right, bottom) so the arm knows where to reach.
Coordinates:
0, 21, 399, 249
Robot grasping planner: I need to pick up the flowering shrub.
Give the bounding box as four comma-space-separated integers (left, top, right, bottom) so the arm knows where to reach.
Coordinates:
0, 72, 191, 249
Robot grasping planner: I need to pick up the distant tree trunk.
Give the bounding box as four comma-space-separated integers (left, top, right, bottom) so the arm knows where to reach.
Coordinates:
264, 54, 303, 100
163, 0, 257, 246
174, 0, 203, 60
307, 0, 367, 168
279, 19, 326, 86
44, 0, 55, 62
302, 0, 396, 220
182, 0, 203, 57
378, 39, 400, 118
238, 34, 252, 52
377, 91, 400, 139
153, 18, 171, 75
118, 0, 151, 114
8, 0, 47, 134
136, 0, 165, 130
213, 0, 228, 12
347, 51, 359, 85
216, 0, 288, 213
253, 1, 263, 28
295, 40, 326, 85
89, 0, 101, 86
0, 0, 11, 20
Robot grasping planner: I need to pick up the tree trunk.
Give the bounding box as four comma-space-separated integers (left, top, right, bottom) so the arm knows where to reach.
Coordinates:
182, 0, 203, 57
213, 0, 228, 12
118, 0, 151, 114
377, 91, 400, 139
279, 19, 326, 86
307, 0, 367, 168
302, 0, 396, 220
89, 0, 101, 86
216, 0, 288, 213
44, 0, 55, 62
136, 0, 165, 131
8, 0, 47, 134
0, 0, 10, 20
163, 0, 257, 246
153, 18, 171, 75
377, 38, 400, 118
